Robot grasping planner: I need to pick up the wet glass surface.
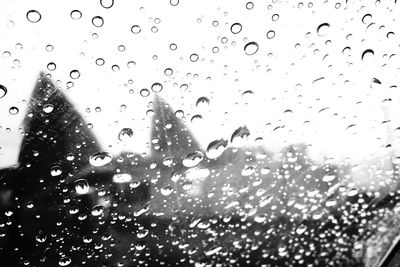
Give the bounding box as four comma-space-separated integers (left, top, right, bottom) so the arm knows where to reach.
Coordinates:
1, 1, 400, 266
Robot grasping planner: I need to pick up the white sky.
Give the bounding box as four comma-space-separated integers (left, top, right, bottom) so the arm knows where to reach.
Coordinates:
0, 0, 400, 181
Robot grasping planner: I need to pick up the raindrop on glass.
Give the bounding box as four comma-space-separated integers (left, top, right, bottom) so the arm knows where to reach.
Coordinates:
70, 70, 80, 79
230, 23, 242, 34
26, 10, 41, 23
118, 128, 134, 141
182, 151, 204, 168
92, 16, 104, 27
266, 30, 276, 39
75, 179, 89, 194
131, 25, 141, 34
244, 42, 259, 55
70, 10, 82, 20
161, 185, 174, 196
9, 106, 19, 115
206, 139, 228, 159
47, 62, 56, 71
89, 152, 112, 167
151, 82, 163, 93
100, 0, 114, 8
190, 53, 199, 62
43, 104, 54, 113
140, 88, 150, 97
0, 85, 7, 99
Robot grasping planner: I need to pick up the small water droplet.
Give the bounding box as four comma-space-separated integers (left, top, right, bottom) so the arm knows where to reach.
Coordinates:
182, 151, 204, 168
317, 22, 330, 36
231, 125, 250, 146
190, 53, 199, 62
246, 2, 254, 9
118, 128, 134, 141
361, 49, 374, 60
50, 166, 62, 177
74, 179, 89, 194
70, 10, 82, 20
92, 16, 104, 27
35, 231, 47, 243
230, 23, 242, 34
130, 180, 141, 188
91, 205, 104, 216
169, 43, 177, 50
266, 30, 276, 39
140, 88, 150, 97
26, 10, 41, 23
244, 42, 259, 55
131, 25, 141, 34
196, 96, 210, 107
0, 85, 7, 99
43, 104, 54, 113
170, 0, 179, 6
164, 68, 173, 76
96, 58, 105, 66
70, 70, 80, 79
161, 185, 174, 196
46, 44, 54, 52
9, 106, 19, 115
271, 14, 279, 21
58, 257, 71, 266
191, 114, 203, 123
89, 152, 112, 167
151, 82, 163, 92
206, 139, 228, 159
100, 0, 114, 8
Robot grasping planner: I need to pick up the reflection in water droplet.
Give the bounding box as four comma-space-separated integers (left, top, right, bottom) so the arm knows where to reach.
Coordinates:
92, 16, 104, 27
26, 10, 42, 23
161, 185, 174, 196
0, 85, 7, 99
100, 0, 114, 8
317, 22, 330, 36
89, 152, 112, 167
183, 151, 204, 168
361, 49, 374, 60
75, 179, 89, 194
70, 10, 82, 20
140, 88, 150, 97
206, 139, 228, 159
131, 25, 141, 34
244, 42, 259, 55
118, 128, 134, 141
70, 70, 80, 79
43, 104, 54, 113
9, 106, 19, 115
230, 23, 242, 34
151, 82, 163, 92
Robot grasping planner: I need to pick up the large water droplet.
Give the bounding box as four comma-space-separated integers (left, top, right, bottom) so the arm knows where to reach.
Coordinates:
113, 173, 132, 183
206, 139, 228, 159
70, 70, 80, 79
151, 82, 163, 92
244, 42, 259, 55
317, 23, 330, 36
170, 0, 179, 6
35, 231, 47, 243
70, 10, 82, 20
89, 152, 112, 167
131, 25, 141, 34
0, 85, 7, 99
196, 96, 210, 107
182, 151, 204, 168
91, 205, 104, 216
26, 10, 41, 23
9, 106, 19, 115
50, 166, 62, 176
43, 104, 54, 113
74, 179, 89, 194
361, 49, 374, 60
58, 257, 72, 266
190, 53, 199, 62
140, 88, 150, 97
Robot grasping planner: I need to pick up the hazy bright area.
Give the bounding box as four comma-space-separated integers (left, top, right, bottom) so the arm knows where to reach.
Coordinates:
0, 0, 400, 186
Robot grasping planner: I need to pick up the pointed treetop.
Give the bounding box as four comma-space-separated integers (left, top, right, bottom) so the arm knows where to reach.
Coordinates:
18, 72, 100, 168
150, 94, 201, 159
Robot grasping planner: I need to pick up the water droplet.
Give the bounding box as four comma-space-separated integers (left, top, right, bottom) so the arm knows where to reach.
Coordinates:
118, 128, 133, 141
231, 125, 250, 146
50, 166, 62, 176
151, 82, 163, 92
118, 45, 125, 52
169, 43, 177, 50
206, 139, 228, 159
244, 42, 259, 55
266, 30, 276, 39
246, 2, 254, 9
46, 44, 54, 52
347, 188, 358, 197
26, 10, 41, 23
92, 16, 104, 27
70, 10, 82, 20
163, 157, 173, 166
182, 151, 204, 168
130, 180, 141, 188
0, 85, 7, 99
230, 23, 242, 34
100, 0, 114, 8
35, 231, 47, 243
361, 49, 374, 60
182, 181, 192, 190
140, 88, 150, 97
96, 58, 105, 66
161, 185, 174, 196
170, 0, 179, 6
74, 179, 89, 194
362, 13, 372, 24
196, 96, 210, 107
112, 64, 120, 71
322, 175, 336, 182
271, 14, 279, 21
9, 106, 19, 115
91, 205, 104, 216
127, 61, 136, 68
113, 173, 132, 183
296, 224, 307, 235
43, 104, 54, 113
190, 53, 199, 62
164, 68, 173, 76
241, 165, 256, 176
131, 25, 141, 34
317, 23, 330, 36
58, 257, 71, 266
89, 152, 112, 167
191, 114, 203, 123
70, 70, 80, 79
